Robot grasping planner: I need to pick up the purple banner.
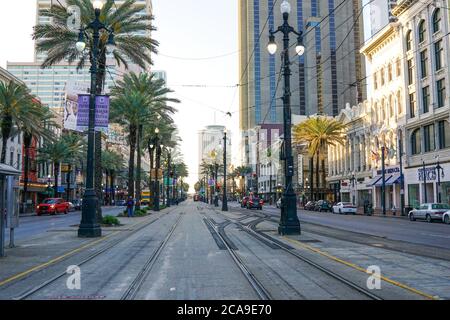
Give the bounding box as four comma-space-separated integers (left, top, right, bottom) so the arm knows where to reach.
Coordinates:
76, 94, 110, 133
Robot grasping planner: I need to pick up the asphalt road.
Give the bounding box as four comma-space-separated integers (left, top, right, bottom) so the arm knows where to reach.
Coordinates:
4, 206, 124, 242
228, 202, 450, 250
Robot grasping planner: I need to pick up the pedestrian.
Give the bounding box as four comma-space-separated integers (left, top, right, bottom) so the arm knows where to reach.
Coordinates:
126, 196, 134, 217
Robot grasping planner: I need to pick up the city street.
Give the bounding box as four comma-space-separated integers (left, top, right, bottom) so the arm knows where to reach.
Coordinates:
4, 206, 124, 242
0, 200, 449, 300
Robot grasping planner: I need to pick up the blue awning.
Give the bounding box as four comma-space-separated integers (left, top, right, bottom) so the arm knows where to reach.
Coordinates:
374, 175, 392, 187
386, 174, 401, 185
366, 175, 382, 187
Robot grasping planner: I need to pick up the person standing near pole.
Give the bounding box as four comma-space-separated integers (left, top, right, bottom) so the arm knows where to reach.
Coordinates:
126, 196, 134, 217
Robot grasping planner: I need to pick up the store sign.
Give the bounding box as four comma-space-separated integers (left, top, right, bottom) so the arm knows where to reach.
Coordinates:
418, 167, 445, 182
376, 166, 399, 175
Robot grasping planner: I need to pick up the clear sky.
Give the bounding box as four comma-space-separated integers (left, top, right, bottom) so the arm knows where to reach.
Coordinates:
0, 0, 240, 192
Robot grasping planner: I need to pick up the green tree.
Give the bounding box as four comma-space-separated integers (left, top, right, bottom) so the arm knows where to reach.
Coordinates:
293, 116, 347, 200
101, 149, 124, 205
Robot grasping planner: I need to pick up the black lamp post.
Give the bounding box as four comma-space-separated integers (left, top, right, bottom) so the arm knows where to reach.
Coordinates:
422, 159, 428, 203
436, 155, 442, 203
153, 128, 160, 211
165, 147, 172, 208
214, 162, 219, 207
222, 129, 228, 211
76, 0, 115, 238
350, 172, 356, 205
381, 146, 386, 216
268, 0, 304, 235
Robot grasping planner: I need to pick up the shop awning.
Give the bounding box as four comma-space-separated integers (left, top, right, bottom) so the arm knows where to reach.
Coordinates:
385, 174, 401, 185
366, 175, 382, 187
374, 175, 393, 187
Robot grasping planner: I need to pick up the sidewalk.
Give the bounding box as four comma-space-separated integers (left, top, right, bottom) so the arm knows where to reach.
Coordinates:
19, 206, 121, 217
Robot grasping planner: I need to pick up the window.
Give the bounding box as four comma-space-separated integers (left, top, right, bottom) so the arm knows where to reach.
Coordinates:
373, 73, 378, 90
420, 50, 428, 78
390, 95, 394, 117
433, 9, 441, 33
422, 86, 430, 113
424, 124, 435, 152
407, 59, 414, 85
409, 93, 416, 118
9, 152, 13, 166
397, 91, 403, 114
388, 64, 392, 82
17, 153, 21, 170
418, 20, 426, 43
380, 69, 385, 86
411, 129, 421, 155
438, 120, 450, 149
437, 78, 446, 108
406, 30, 412, 51
396, 58, 401, 77
434, 40, 443, 71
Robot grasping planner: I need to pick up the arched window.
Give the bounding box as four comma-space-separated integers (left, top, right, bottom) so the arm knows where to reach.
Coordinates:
418, 20, 426, 43
411, 128, 421, 155
397, 91, 403, 114
390, 95, 395, 117
406, 30, 412, 51
381, 99, 386, 121
433, 9, 441, 33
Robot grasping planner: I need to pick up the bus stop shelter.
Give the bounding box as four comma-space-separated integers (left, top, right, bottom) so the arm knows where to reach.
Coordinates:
0, 164, 21, 257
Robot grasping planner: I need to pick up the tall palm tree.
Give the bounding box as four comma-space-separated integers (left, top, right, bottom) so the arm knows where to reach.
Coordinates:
101, 149, 124, 205
293, 116, 347, 200
110, 72, 179, 209
33, 0, 158, 220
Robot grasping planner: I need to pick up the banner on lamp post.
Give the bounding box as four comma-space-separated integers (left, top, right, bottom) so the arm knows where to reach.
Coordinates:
76, 94, 110, 133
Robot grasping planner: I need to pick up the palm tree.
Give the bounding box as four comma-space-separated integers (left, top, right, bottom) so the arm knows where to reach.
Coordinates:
101, 149, 124, 205
234, 166, 252, 196
293, 116, 347, 200
33, 0, 158, 220
62, 133, 86, 202
110, 72, 179, 209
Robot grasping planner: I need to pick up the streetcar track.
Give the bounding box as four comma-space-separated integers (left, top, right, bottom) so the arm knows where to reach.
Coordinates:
203, 217, 272, 300
121, 213, 184, 300
12, 207, 180, 300
213, 208, 383, 300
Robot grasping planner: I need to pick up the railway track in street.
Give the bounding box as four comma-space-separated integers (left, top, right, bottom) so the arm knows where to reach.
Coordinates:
12, 208, 180, 300
212, 208, 384, 300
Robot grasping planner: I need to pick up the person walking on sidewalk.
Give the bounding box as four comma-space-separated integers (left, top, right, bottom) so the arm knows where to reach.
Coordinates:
126, 197, 134, 217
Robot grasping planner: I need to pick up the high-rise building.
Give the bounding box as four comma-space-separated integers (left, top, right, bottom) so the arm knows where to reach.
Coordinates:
239, 0, 366, 165
198, 125, 232, 178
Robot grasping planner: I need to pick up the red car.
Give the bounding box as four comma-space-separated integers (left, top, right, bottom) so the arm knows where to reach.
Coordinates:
240, 196, 250, 208
247, 196, 263, 210
36, 198, 70, 216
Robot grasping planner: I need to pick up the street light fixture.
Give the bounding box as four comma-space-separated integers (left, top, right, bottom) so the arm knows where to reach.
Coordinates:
153, 128, 160, 211
76, 0, 115, 238
436, 155, 442, 203
267, 0, 302, 235
350, 172, 356, 205
222, 129, 228, 211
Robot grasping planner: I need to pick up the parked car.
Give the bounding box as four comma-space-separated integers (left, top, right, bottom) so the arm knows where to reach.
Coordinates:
36, 198, 70, 216
314, 200, 332, 212
241, 196, 249, 208
193, 194, 200, 202
443, 210, 450, 224
247, 196, 263, 210
67, 202, 75, 212
276, 198, 282, 208
332, 202, 357, 214
72, 199, 82, 210
408, 203, 450, 223
304, 201, 316, 211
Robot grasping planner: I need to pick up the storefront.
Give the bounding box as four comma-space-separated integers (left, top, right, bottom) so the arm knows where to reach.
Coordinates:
404, 162, 450, 207
366, 166, 401, 210
340, 180, 351, 203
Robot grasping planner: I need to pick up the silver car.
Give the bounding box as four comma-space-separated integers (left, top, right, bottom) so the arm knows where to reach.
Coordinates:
443, 210, 450, 225
409, 203, 450, 223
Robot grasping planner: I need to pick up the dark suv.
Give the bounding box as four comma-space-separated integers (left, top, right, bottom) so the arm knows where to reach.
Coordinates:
247, 196, 263, 210
314, 200, 332, 212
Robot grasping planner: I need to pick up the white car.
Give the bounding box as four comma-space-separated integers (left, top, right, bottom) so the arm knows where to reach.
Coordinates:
442, 210, 450, 224
332, 202, 357, 214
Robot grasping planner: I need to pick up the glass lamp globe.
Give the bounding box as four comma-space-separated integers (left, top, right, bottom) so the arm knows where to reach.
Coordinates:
92, 0, 104, 10
280, 0, 291, 14
295, 44, 305, 56
76, 41, 86, 52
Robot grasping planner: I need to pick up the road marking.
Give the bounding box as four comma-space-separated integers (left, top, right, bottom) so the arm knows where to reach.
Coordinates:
0, 218, 146, 288
283, 237, 438, 300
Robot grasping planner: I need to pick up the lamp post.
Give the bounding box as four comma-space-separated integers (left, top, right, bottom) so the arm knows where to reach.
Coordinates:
350, 172, 356, 205
165, 147, 172, 208
381, 146, 386, 216
214, 162, 219, 207
153, 128, 160, 211
222, 129, 228, 211
436, 155, 442, 203
422, 159, 427, 203
398, 131, 405, 215
76, 0, 115, 237
268, 0, 304, 235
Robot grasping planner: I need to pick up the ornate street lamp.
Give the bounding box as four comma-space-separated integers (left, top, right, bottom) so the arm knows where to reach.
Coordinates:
222, 129, 228, 211
76, 0, 115, 238
153, 128, 160, 211
267, 0, 303, 235
436, 155, 442, 203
